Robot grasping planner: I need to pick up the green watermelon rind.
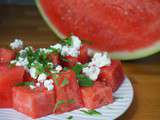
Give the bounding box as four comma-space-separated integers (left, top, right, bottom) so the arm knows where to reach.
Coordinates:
35, 0, 160, 60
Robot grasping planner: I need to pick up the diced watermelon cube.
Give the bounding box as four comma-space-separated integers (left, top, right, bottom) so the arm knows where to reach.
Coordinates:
78, 45, 90, 64
80, 81, 113, 109
62, 56, 78, 68
98, 60, 125, 92
12, 87, 55, 118
0, 65, 25, 108
0, 48, 15, 63
54, 70, 83, 114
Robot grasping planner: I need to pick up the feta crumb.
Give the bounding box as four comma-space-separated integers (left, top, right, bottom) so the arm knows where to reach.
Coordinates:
50, 43, 62, 50
82, 65, 100, 81
71, 35, 81, 50
10, 39, 23, 49
60, 35, 81, 57
29, 67, 37, 79
90, 52, 111, 67
61, 46, 79, 57
16, 57, 29, 67
37, 73, 47, 83
44, 79, 54, 91
55, 65, 62, 72
36, 82, 40, 87
29, 85, 36, 89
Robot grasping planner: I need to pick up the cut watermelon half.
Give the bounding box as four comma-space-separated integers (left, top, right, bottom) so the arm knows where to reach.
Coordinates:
35, 0, 160, 60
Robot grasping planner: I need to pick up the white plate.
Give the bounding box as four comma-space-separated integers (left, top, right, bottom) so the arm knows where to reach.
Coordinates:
0, 76, 134, 120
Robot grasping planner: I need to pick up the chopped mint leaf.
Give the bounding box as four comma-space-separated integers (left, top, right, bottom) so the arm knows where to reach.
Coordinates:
52, 74, 59, 85
63, 67, 69, 71
67, 115, 73, 120
16, 82, 34, 87
77, 74, 94, 87
114, 96, 124, 100
80, 109, 101, 116
61, 79, 69, 87
72, 64, 83, 75
65, 37, 72, 46
53, 100, 65, 112
67, 99, 75, 104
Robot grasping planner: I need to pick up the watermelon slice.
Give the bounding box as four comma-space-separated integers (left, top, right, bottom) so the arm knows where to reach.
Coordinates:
12, 86, 55, 118
80, 81, 113, 109
35, 0, 160, 60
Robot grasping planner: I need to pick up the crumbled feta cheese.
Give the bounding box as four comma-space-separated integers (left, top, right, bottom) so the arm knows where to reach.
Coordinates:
36, 82, 40, 87
82, 65, 100, 81
16, 57, 29, 67
10, 39, 23, 49
29, 67, 37, 79
50, 43, 62, 50
44, 79, 54, 91
60, 35, 81, 57
37, 73, 47, 83
61, 46, 79, 57
71, 35, 81, 50
55, 65, 62, 72
29, 85, 36, 89
90, 52, 111, 67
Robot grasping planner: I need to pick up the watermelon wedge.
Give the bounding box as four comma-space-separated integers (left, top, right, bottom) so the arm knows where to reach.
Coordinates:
35, 0, 160, 60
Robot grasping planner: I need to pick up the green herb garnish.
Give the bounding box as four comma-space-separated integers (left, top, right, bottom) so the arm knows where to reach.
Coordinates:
61, 79, 69, 87
67, 115, 73, 120
72, 64, 83, 75
53, 100, 65, 112
16, 82, 34, 86
65, 37, 72, 46
63, 67, 69, 71
67, 99, 75, 104
80, 109, 101, 116
114, 96, 124, 100
77, 74, 94, 87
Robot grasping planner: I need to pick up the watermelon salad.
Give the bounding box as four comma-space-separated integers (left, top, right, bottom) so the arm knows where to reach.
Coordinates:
0, 36, 125, 119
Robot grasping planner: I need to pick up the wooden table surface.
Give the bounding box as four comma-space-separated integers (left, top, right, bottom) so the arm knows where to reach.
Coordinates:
0, 5, 160, 120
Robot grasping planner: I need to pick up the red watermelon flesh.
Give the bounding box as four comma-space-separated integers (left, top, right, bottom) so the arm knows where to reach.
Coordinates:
36, 0, 160, 60
54, 70, 83, 114
62, 56, 78, 68
98, 60, 125, 92
0, 91, 12, 108
80, 81, 113, 109
78, 45, 90, 64
12, 86, 55, 118
0, 48, 15, 63
0, 65, 25, 108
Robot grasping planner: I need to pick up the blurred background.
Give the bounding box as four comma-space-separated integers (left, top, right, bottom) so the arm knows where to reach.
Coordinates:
0, 0, 34, 5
